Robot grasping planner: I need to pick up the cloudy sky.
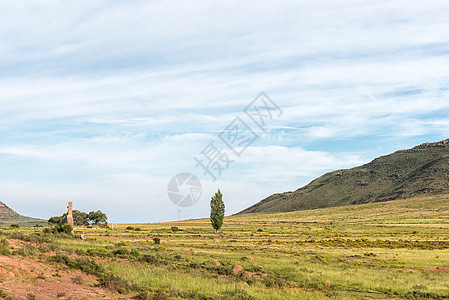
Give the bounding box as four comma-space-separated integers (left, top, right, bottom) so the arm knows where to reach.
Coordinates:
1, 1, 448, 223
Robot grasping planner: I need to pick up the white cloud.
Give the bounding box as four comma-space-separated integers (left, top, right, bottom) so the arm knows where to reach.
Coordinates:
0, 0, 448, 221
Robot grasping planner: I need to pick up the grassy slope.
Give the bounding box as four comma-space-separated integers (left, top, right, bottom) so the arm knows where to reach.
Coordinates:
106, 195, 449, 299
3, 194, 446, 299
240, 139, 449, 214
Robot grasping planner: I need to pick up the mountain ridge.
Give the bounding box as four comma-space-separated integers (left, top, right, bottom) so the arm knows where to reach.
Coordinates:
239, 139, 449, 214
0, 201, 47, 226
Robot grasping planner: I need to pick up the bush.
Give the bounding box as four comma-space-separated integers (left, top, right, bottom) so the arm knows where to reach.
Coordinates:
47, 252, 71, 265
153, 238, 161, 245
72, 275, 83, 284
135, 290, 151, 300
10, 224, 20, 228
139, 254, 159, 264
75, 249, 87, 256
48, 253, 105, 275
27, 293, 36, 300
97, 273, 129, 293
113, 247, 130, 257
86, 247, 110, 257
73, 257, 105, 275
14, 245, 36, 257
44, 224, 73, 236
0, 239, 11, 255
0, 288, 10, 298
60, 224, 73, 234
206, 265, 234, 276
130, 249, 140, 257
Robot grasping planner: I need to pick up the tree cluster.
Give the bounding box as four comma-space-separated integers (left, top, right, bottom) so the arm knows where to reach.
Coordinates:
48, 210, 108, 227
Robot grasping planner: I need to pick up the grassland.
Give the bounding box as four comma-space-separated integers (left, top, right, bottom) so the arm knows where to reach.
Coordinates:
0, 194, 448, 299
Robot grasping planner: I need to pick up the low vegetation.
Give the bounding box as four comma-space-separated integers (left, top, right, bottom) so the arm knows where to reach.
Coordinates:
0, 194, 448, 299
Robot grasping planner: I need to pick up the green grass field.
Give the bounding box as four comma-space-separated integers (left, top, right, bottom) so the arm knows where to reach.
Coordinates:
1, 195, 448, 299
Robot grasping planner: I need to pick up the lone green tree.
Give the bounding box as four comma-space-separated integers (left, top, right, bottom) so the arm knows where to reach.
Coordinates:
210, 189, 225, 233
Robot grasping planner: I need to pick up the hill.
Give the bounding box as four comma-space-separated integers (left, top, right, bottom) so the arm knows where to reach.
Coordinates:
240, 139, 449, 214
0, 201, 47, 226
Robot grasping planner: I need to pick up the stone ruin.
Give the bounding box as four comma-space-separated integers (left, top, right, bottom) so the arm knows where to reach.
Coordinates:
64, 201, 74, 227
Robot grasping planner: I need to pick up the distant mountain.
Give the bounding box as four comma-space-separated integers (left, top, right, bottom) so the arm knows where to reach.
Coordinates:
0, 201, 47, 226
240, 139, 449, 214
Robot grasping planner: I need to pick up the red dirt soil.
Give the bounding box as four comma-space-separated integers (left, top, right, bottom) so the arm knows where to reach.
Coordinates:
0, 255, 128, 299
425, 268, 449, 273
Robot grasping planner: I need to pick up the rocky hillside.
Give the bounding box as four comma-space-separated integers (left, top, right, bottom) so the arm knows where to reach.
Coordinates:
0, 201, 47, 226
240, 139, 449, 214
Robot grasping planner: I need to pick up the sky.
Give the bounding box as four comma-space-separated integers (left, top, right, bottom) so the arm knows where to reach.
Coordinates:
0, 0, 449, 223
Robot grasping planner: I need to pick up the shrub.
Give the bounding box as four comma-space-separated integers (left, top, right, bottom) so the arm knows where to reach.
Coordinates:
153, 238, 161, 245
97, 273, 129, 293
130, 249, 140, 257
14, 245, 36, 257
135, 290, 151, 300
113, 247, 130, 257
27, 293, 36, 300
206, 265, 234, 276
47, 252, 71, 265
152, 291, 168, 300
39, 243, 56, 253
60, 224, 73, 234
72, 257, 105, 275
0, 239, 11, 255
262, 276, 289, 288
86, 247, 110, 257
75, 248, 87, 256
72, 275, 83, 284
0, 288, 9, 298
44, 224, 73, 236
11, 233, 39, 243
10, 224, 20, 228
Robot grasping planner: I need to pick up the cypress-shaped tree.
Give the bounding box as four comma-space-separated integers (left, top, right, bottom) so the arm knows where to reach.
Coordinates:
210, 189, 225, 233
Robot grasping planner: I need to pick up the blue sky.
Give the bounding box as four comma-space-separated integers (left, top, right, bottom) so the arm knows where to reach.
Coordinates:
1, 0, 449, 223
